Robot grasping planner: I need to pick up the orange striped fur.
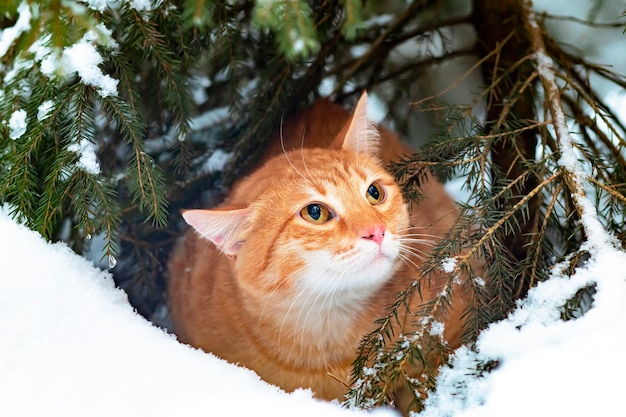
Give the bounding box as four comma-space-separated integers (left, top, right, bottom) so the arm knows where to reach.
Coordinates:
168, 93, 474, 407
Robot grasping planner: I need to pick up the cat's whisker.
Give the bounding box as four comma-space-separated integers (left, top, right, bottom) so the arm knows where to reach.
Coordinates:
276, 258, 330, 344
292, 255, 351, 348
398, 250, 428, 264
398, 230, 445, 239
259, 261, 312, 324
399, 243, 437, 252
399, 238, 438, 247
293, 268, 331, 349
258, 290, 277, 324
298, 268, 345, 355
398, 225, 445, 232
259, 260, 312, 324
397, 252, 423, 273
400, 233, 441, 241
280, 114, 313, 185
279, 281, 317, 345
399, 229, 442, 235
398, 225, 431, 232
398, 250, 426, 268
399, 232, 439, 240
399, 244, 431, 259
280, 285, 310, 345
300, 128, 315, 183
261, 262, 309, 326
274, 255, 330, 328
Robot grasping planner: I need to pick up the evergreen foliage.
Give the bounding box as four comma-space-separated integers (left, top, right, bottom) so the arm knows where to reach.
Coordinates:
1, 0, 625, 414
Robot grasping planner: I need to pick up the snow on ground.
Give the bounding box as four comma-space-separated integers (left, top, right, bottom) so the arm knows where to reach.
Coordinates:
0, 210, 396, 417
419, 243, 626, 417
3, 193, 626, 417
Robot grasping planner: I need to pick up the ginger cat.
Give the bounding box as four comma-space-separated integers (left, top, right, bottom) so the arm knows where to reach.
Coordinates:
168, 93, 473, 410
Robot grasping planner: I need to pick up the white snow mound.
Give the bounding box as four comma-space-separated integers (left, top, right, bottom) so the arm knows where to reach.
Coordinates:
0, 211, 394, 417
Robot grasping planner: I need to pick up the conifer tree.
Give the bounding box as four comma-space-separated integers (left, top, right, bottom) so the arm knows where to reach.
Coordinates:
1, 0, 625, 414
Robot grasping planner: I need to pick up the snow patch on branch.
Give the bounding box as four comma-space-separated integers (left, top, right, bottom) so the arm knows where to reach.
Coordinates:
68, 140, 101, 175
8, 109, 28, 140
531, 13, 618, 253
30, 26, 119, 98
441, 257, 457, 273
0, 2, 32, 58
63, 41, 118, 98
37, 101, 55, 121
534, 50, 581, 175
83, 0, 156, 12
419, 244, 626, 417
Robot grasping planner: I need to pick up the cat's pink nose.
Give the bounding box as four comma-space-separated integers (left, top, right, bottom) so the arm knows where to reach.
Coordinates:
362, 225, 386, 246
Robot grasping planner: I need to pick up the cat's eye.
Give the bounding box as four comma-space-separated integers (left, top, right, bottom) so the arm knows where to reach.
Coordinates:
300, 203, 333, 224
366, 182, 385, 205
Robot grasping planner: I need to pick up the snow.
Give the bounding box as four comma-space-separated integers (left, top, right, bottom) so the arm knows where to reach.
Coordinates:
428, 321, 445, 338
84, 0, 155, 12
128, 0, 156, 11
473, 277, 485, 287
37, 100, 54, 121
0, 1, 31, 58
28, 27, 119, 98
5, 177, 625, 417
419, 244, 626, 417
440, 257, 457, 273
290, 29, 306, 54
8, 109, 28, 140
83, 0, 113, 12
1, 3, 121, 99
203, 149, 234, 173
61, 40, 119, 98
189, 106, 230, 131
68, 140, 102, 175
0, 209, 396, 417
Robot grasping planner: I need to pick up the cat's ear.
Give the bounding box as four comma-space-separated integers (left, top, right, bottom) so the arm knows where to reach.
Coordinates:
337, 91, 380, 155
182, 207, 251, 258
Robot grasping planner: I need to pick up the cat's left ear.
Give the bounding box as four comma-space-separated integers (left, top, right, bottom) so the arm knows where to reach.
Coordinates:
339, 91, 380, 156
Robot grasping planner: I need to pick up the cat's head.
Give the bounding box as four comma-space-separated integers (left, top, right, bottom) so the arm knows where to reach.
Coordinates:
183, 93, 410, 301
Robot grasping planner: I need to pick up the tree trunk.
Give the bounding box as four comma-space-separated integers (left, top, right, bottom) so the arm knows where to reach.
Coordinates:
472, 0, 541, 301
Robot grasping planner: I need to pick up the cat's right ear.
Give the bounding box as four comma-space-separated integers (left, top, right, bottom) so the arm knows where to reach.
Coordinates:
337, 91, 380, 156
182, 208, 251, 258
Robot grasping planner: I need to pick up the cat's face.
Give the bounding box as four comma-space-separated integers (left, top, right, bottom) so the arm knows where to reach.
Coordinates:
235, 148, 410, 300
182, 92, 410, 303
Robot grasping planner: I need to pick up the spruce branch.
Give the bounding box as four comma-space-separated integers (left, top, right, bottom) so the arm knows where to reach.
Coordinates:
521, 0, 618, 247
332, 0, 443, 95
100, 95, 168, 227
542, 12, 626, 29
410, 30, 516, 109
252, 0, 319, 60
460, 172, 560, 264
182, 0, 215, 29
588, 178, 626, 206
69, 170, 121, 262
339, 0, 363, 40
525, 181, 564, 292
